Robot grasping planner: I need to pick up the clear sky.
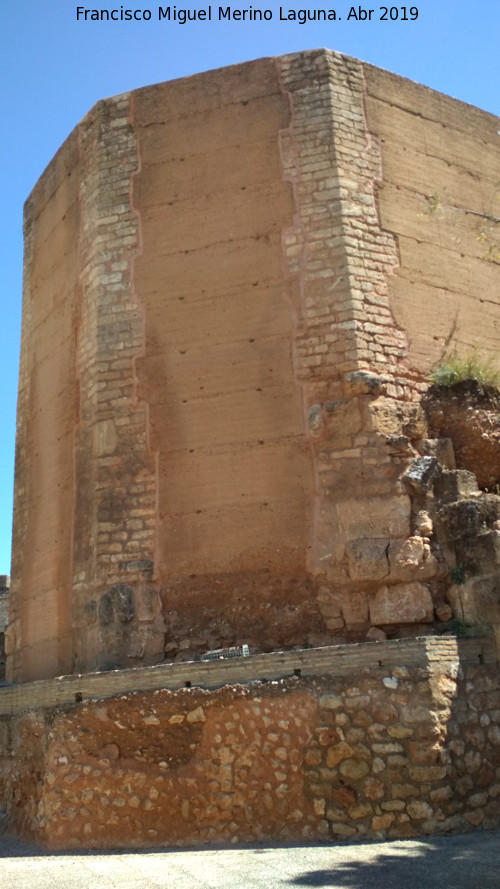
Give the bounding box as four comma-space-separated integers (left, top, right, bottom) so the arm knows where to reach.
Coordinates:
1, 0, 499, 575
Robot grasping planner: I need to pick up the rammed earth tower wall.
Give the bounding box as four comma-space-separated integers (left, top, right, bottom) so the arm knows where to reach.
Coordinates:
7, 51, 500, 682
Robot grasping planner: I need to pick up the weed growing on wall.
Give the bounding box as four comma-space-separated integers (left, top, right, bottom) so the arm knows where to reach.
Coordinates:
422, 184, 500, 263
424, 191, 442, 215
430, 352, 500, 389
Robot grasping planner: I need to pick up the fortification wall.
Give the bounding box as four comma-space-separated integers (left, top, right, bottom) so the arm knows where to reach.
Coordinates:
1, 637, 499, 848
364, 66, 500, 372
7, 50, 500, 683
9, 139, 80, 681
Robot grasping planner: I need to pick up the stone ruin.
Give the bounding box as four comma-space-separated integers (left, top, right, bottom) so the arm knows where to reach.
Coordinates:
1, 50, 500, 848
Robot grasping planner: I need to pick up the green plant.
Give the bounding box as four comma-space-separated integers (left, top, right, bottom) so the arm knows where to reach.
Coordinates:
476, 226, 500, 263
430, 351, 500, 390
447, 618, 490, 638
421, 183, 500, 263
423, 191, 442, 216
448, 618, 470, 637
450, 564, 465, 586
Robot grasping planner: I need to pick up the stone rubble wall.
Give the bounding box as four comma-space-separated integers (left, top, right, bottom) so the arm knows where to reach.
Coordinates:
0, 636, 499, 849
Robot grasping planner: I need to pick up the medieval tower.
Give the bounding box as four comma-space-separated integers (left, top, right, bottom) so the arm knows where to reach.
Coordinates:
6, 49, 500, 684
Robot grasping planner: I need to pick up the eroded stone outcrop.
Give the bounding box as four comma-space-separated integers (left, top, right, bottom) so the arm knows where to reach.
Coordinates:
424, 381, 500, 489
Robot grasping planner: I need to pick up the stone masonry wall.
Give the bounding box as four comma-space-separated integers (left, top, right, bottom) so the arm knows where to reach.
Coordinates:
73, 93, 162, 674
1, 637, 499, 848
0, 581, 8, 680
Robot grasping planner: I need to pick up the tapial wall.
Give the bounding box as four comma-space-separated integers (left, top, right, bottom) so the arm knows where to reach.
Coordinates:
7, 50, 500, 682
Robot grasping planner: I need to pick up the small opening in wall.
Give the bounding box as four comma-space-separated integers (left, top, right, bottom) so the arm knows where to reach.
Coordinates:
478, 653, 484, 664
185, 681, 191, 688
294, 668, 302, 677
75, 692, 83, 703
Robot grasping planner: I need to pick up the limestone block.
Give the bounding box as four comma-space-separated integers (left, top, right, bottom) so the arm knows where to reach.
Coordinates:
372, 813, 395, 831
92, 420, 118, 457
468, 575, 500, 624
403, 456, 441, 494
308, 403, 324, 437
415, 511, 433, 536
316, 588, 346, 629
365, 398, 427, 438
98, 585, 134, 626
326, 741, 354, 767
391, 536, 425, 568
445, 581, 477, 624
434, 470, 479, 504
342, 592, 370, 626
325, 617, 346, 631
83, 601, 97, 626
346, 539, 389, 581
337, 496, 411, 540
186, 706, 206, 724
407, 800, 434, 820
369, 582, 434, 625
415, 438, 456, 470
134, 586, 163, 622
318, 694, 342, 710
308, 399, 362, 443
323, 399, 363, 443
435, 604, 453, 622
319, 601, 342, 620
344, 371, 390, 397
339, 758, 370, 779
3, 621, 19, 657
456, 530, 500, 578
385, 435, 417, 458
0, 594, 9, 632
366, 627, 387, 641
438, 497, 500, 543
388, 537, 439, 582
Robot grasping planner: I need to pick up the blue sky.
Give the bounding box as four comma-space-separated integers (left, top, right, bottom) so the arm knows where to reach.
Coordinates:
1, 0, 499, 574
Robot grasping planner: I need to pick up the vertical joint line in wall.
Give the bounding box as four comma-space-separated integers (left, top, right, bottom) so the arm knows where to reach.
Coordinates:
357, 64, 402, 276
75, 119, 88, 436
128, 91, 160, 580
68, 118, 90, 668
128, 90, 146, 414
275, 58, 308, 333
275, 56, 322, 577
332, 58, 409, 379
356, 64, 411, 377
153, 450, 161, 585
